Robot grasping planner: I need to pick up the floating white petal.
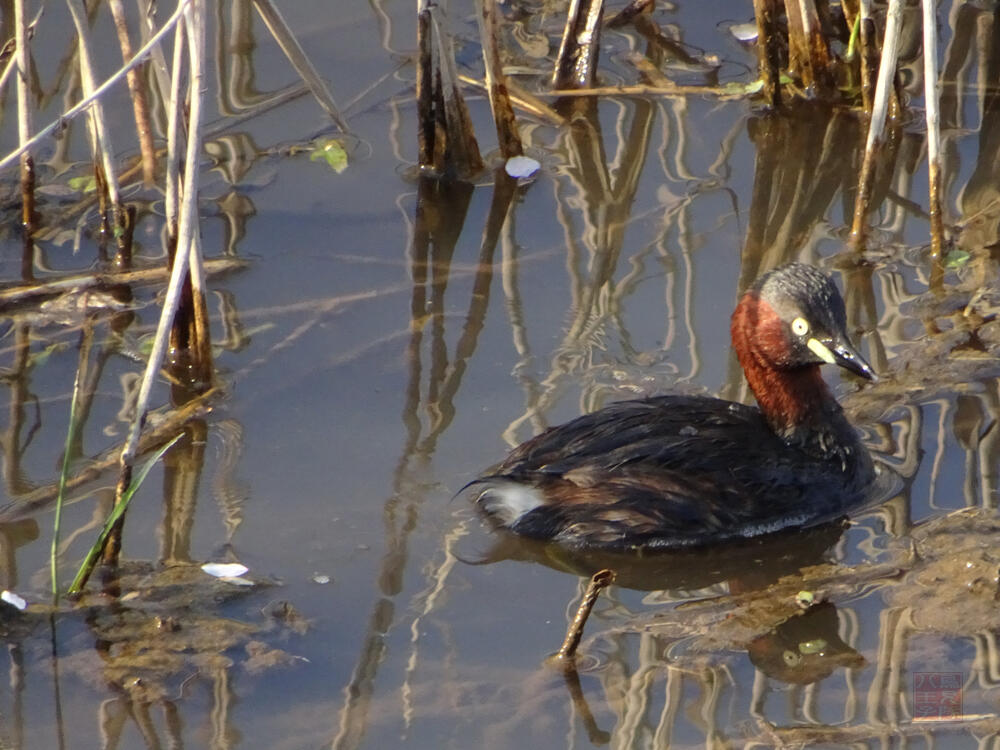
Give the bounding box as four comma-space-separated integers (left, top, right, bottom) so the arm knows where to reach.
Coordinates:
729, 22, 758, 42
201, 562, 249, 578
505, 155, 540, 179
1, 590, 27, 610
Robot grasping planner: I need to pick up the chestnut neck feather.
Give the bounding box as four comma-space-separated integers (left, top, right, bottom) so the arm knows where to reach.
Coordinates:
730, 291, 835, 435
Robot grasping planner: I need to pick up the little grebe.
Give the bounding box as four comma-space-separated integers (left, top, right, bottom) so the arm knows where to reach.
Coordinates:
467, 263, 876, 550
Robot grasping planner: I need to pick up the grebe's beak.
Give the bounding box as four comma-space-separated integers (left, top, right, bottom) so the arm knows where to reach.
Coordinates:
808, 335, 877, 381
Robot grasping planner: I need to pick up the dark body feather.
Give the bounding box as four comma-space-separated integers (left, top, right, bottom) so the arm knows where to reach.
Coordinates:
475, 394, 873, 549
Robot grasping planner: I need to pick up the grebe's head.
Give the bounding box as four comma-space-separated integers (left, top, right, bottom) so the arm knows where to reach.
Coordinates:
738, 263, 875, 380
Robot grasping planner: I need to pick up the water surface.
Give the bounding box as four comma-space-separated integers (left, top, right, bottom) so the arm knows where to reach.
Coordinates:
0, 1, 998, 747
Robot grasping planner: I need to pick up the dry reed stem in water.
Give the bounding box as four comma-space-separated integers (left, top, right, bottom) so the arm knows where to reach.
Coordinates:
108, 0, 157, 186
252, 0, 349, 132
475, 0, 522, 158
850, 0, 904, 248
106, 0, 207, 564
551, 0, 605, 90
0, 0, 190, 173
14, 0, 34, 242
556, 569, 616, 661
753, 0, 782, 108
0, 258, 246, 313
921, 0, 944, 259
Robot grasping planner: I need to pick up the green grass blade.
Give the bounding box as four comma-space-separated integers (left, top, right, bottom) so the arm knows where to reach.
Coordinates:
67, 432, 184, 595
51, 328, 93, 598
846, 16, 861, 62
51, 382, 79, 598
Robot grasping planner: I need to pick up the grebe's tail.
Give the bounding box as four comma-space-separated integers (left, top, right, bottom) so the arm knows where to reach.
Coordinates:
457, 476, 545, 528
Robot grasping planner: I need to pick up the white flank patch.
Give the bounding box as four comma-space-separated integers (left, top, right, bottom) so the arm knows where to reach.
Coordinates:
201, 562, 249, 578
478, 481, 546, 525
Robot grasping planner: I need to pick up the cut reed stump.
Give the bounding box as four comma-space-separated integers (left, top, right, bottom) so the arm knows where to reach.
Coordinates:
784, 0, 835, 96
416, 0, 483, 179
752, 0, 783, 108
850, 0, 904, 250
554, 569, 616, 662
551, 0, 604, 91
476, 0, 522, 158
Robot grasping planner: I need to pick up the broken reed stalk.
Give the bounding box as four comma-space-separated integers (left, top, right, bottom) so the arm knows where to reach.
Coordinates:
416, 2, 483, 178
605, 0, 653, 28
103, 0, 208, 567
457, 74, 563, 126
0, 43, 18, 93
858, 0, 878, 113
551, 0, 605, 90
0, 257, 244, 311
921, 0, 943, 260
177, 0, 209, 365
136, 0, 176, 109
65, 0, 131, 263
0, 0, 190, 174
108, 0, 157, 186
51, 324, 93, 598
850, 0, 903, 249
475, 0, 522, 159
556, 569, 615, 661
753, 0, 782, 108
114, 205, 136, 269
251, 0, 349, 132
186, 233, 214, 384
430, 6, 484, 176
14, 0, 35, 258
416, 0, 433, 167
164, 16, 187, 242
784, 0, 834, 94
166, 11, 212, 387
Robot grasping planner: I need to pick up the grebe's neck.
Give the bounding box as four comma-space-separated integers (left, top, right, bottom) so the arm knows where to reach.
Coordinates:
730, 291, 845, 440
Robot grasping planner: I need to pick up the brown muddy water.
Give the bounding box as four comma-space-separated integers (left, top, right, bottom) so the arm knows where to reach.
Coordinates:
0, 1, 999, 748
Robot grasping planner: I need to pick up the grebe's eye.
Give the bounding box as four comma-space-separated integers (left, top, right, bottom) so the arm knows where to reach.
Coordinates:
791, 317, 809, 336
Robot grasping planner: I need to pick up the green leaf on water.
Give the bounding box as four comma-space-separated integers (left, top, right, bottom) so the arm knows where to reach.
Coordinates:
310, 139, 349, 173
136, 333, 156, 358
27, 342, 69, 368
945, 249, 970, 269
724, 74, 792, 96
723, 79, 763, 95
68, 175, 97, 193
